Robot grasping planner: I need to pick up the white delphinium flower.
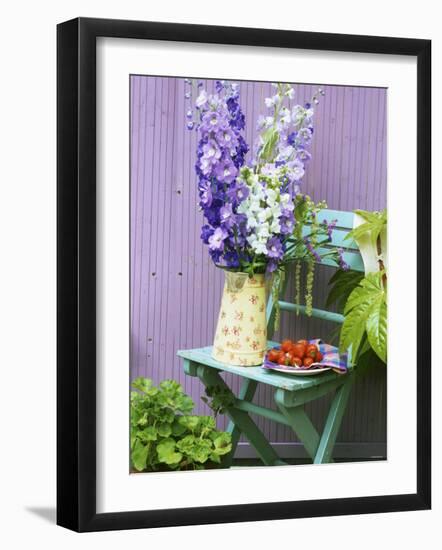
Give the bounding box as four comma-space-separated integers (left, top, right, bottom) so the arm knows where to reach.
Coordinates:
256, 222, 271, 239
257, 208, 273, 223
279, 107, 291, 128
208, 94, 221, 110
276, 144, 294, 163
265, 187, 278, 206
291, 105, 314, 125
264, 95, 279, 108
270, 218, 281, 234
280, 192, 295, 211
251, 239, 268, 255
196, 89, 208, 108
256, 115, 266, 130
285, 87, 295, 99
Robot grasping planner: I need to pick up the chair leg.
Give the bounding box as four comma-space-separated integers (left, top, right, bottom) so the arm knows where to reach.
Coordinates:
222, 378, 258, 467
313, 376, 354, 464
196, 365, 281, 466
274, 389, 321, 460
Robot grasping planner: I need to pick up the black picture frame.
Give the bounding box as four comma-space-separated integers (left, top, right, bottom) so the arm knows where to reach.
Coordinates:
57, 17, 431, 532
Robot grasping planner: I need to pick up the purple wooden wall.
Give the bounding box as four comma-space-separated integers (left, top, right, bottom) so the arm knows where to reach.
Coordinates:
130, 76, 387, 453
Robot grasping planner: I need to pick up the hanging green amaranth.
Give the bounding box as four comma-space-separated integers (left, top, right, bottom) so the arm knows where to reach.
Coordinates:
294, 261, 301, 316
305, 260, 315, 316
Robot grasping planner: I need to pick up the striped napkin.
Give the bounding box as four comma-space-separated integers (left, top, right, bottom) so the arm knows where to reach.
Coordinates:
263, 339, 348, 374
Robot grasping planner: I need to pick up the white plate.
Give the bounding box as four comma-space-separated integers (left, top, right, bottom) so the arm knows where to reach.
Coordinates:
268, 366, 332, 376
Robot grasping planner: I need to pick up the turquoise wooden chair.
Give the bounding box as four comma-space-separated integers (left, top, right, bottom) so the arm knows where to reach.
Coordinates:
177, 209, 364, 466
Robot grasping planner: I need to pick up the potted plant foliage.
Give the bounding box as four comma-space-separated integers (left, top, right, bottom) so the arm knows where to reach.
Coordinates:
130, 377, 232, 472
327, 209, 387, 370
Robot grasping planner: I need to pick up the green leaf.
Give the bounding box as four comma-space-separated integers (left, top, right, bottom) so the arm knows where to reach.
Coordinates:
178, 415, 200, 431
326, 269, 364, 311
176, 435, 213, 464
346, 209, 387, 252
176, 435, 196, 454
260, 128, 278, 161
340, 271, 386, 359
132, 377, 153, 394
212, 433, 232, 456
188, 439, 212, 463
366, 298, 387, 362
210, 452, 221, 464
156, 438, 182, 466
354, 209, 387, 224
340, 303, 372, 358
157, 422, 172, 438
139, 425, 157, 442
131, 439, 150, 472
136, 412, 149, 427
171, 419, 187, 437
130, 428, 138, 450
175, 394, 195, 414
343, 283, 371, 315
358, 332, 372, 358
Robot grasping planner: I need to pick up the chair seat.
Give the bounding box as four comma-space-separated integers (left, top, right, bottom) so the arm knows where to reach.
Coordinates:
177, 341, 344, 393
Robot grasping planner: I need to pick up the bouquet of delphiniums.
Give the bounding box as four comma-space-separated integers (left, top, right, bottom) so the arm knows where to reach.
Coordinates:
186, 79, 346, 317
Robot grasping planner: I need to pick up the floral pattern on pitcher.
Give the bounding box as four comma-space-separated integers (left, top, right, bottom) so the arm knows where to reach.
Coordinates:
212, 273, 267, 366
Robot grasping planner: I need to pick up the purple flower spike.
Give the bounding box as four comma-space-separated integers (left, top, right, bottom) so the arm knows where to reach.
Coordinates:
220, 204, 236, 229
266, 260, 279, 274
266, 237, 284, 260
304, 237, 322, 262
337, 248, 350, 271
208, 227, 228, 251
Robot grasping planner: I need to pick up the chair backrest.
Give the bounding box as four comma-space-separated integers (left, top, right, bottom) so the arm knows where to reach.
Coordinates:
266, 209, 363, 328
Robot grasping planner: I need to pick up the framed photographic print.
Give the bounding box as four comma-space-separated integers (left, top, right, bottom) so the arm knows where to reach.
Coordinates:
57, 17, 431, 532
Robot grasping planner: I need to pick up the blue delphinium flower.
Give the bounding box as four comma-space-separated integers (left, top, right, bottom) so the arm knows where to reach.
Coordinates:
187, 80, 250, 266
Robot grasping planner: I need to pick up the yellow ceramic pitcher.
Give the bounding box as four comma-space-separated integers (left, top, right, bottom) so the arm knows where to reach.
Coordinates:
212, 272, 267, 366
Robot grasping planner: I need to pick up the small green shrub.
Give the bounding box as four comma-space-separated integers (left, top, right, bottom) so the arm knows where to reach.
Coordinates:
130, 377, 232, 472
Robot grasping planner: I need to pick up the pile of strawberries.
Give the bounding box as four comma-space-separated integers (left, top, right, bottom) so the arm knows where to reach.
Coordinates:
266, 339, 323, 368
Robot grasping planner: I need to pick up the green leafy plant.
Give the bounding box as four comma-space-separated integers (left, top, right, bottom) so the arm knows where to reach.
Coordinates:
327, 209, 387, 366
201, 385, 236, 418
339, 270, 387, 363
131, 378, 232, 472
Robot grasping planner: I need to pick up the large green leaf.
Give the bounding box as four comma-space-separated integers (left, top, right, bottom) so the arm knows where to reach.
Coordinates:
366, 298, 387, 362
156, 438, 182, 466
260, 128, 278, 161
157, 422, 172, 438
131, 439, 150, 472
344, 272, 383, 314
346, 209, 386, 250
339, 298, 373, 358
326, 269, 364, 312
178, 415, 200, 431
340, 271, 386, 359
139, 425, 157, 442
213, 433, 232, 456
132, 377, 153, 394
188, 439, 212, 463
